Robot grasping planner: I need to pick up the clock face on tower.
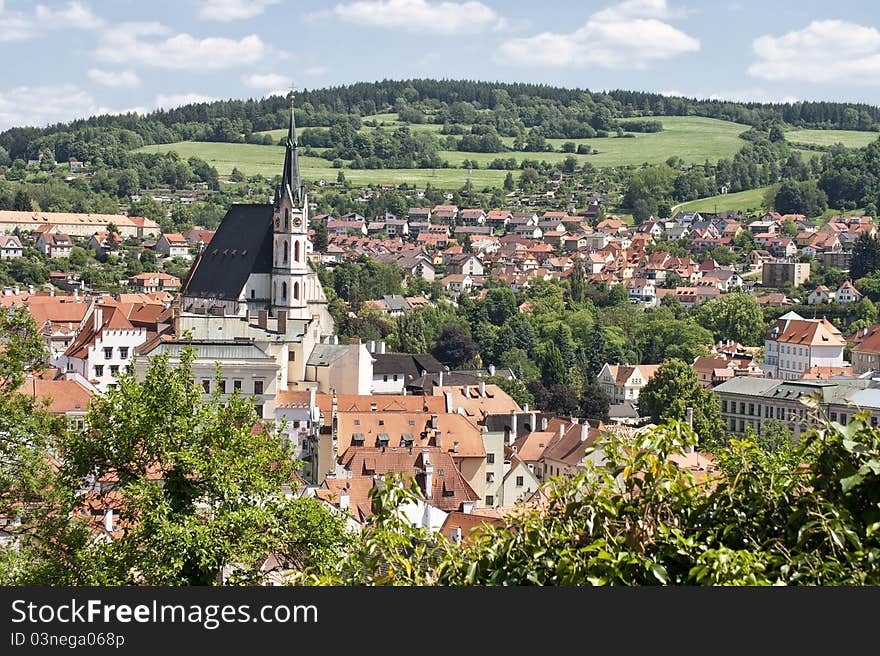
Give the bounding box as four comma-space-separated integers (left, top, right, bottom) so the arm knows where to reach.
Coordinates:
292, 217, 302, 227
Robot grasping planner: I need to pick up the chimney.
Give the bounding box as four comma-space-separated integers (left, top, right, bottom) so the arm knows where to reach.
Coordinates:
444, 391, 453, 413
510, 410, 517, 443
104, 508, 114, 533
559, 424, 565, 440
339, 490, 350, 511
581, 424, 590, 442
452, 527, 462, 543
93, 306, 103, 333
378, 341, 386, 354
488, 364, 495, 376
438, 370, 444, 388
479, 381, 486, 397
464, 385, 472, 397
258, 309, 268, 329
309, 386, 316, 410
429, 413, 438, 428
453, 440, 460, 453
28, 284, 34, 295
277, 309, 288, 335
523, 403, 529, 413
422, 450, 433, 499
541, 416, 548, 431
367, 340, 375, 353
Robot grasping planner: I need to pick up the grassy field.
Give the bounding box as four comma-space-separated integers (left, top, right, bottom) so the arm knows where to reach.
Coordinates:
787, 129, 880, 148
146, 115, 857, 191
674, 185, 771, 215
135, 141, 509, 187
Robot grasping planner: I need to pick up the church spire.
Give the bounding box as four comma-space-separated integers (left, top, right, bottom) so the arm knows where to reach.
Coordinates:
280, 94, 302, 206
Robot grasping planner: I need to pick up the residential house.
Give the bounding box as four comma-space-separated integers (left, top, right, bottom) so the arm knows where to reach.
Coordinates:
376, 249, 436, 282
836, 280, 863, 304
127, 272, 181, 293
441, 273, 473, 295
851, 324, 880, 375
62, 304, 150, 392
88, 231, 122, 257
598, 363, 661, 405
155, 232, 191, 260
761, 260, 811, 288
303, 338, 374, 395
18, 375, 95, 431
182, 228, 216, 249
407, 207, 432, 223
432, 204, 459, 222
485, 210, 512, 229
371, 349, 445, 394
446, 254, 484, 276
0, 235, 23, 259
760, 312, 847, 380
458, 209, 486, 225
36, 232, 72, 258
807, 285, 833, 305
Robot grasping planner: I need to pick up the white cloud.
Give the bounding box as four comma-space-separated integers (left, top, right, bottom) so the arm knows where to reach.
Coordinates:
0, 1, 101, 42
155, 93, 216, 110
195, 0, 279, 21
0, 84, 103, 130
35, 2, 104, 29
95, 30, 268, 71
332, 0, 502, 35
303, 66, 327, 77
242, 73, 291, 89
749, 20, 880, 84
87, 68, 141, 89
496, 0, 699, 69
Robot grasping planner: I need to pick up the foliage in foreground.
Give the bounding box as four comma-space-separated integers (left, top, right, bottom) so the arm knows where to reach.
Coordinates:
301, 414, 880, 585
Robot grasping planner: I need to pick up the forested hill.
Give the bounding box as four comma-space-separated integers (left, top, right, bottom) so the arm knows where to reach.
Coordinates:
2, 79, 880, 163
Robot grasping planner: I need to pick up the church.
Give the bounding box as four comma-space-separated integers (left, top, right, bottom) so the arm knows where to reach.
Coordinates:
180, 99, 333, 330
135, 100, 373, 418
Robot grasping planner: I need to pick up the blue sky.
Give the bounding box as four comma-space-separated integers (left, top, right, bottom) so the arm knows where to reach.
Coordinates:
2, 0, 880, 130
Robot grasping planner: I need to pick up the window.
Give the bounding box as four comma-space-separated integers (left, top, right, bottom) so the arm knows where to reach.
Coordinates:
748, 403, 754, 416
109, 365, 119, 375
283, 240, 288, 263
119, 347, 128, 359
94, 365, 104, 377
383, 374, 388, 382
255, 405, 264, 419
233, 379, 242, 391
219, 380, 227, 394
294, 240, 300, 262
103, 347, 113, 359
253, 380, 264, 395
486, 453, 495, 464
66, 361, 74, 372
202, 380, 210, 393
354, 419, 360, 426
281, 282, 287, 302
485, 495, 494, 506
251, 289, 255, 299
486, 472, 495, 483
393, 374, 398, 381
516, 476, 524, 487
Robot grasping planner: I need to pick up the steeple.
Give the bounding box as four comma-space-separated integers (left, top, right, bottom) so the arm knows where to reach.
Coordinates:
279, 94, 302, 206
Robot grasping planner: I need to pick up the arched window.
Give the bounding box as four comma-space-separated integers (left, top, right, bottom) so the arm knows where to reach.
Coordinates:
281, 282, 287, 302
293, 282, 300, 300
294, 240, 300, 262
284, 209, 289, 232
283, 240, 288, 263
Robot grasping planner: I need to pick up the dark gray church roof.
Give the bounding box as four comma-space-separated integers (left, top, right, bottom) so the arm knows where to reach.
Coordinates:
181, 204, 273, 301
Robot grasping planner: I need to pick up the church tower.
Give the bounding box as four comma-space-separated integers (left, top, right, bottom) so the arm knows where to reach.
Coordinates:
272, 96, 310, 319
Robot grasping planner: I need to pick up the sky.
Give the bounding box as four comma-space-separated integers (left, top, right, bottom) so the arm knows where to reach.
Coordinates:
2, 0, 880, 130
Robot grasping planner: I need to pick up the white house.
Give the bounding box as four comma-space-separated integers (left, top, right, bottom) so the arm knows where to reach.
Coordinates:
760, 312, 847, 380
36, 232, 72, 258
836, 280, 863, 304
156, 232, 191, 259
62, 305, 148, 392
598, 363, 661, 405
807, 285, 833, 305
0, 235, 23, 259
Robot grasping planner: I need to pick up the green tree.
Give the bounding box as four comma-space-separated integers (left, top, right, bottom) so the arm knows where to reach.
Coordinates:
569, 257, 586, 304
503, 171, 515, 191
539, 343, 568, 387
638, 358, 723, 443
851, 234, 880, 281
394, 310, 429, 354
312, 216, 328, 253
432, 324, 478, 368
50, 349, 351, 585
587, 317, 607, 378
693, 292, 766, 346
483, 287, 517, 326
579, 377, 610, 422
